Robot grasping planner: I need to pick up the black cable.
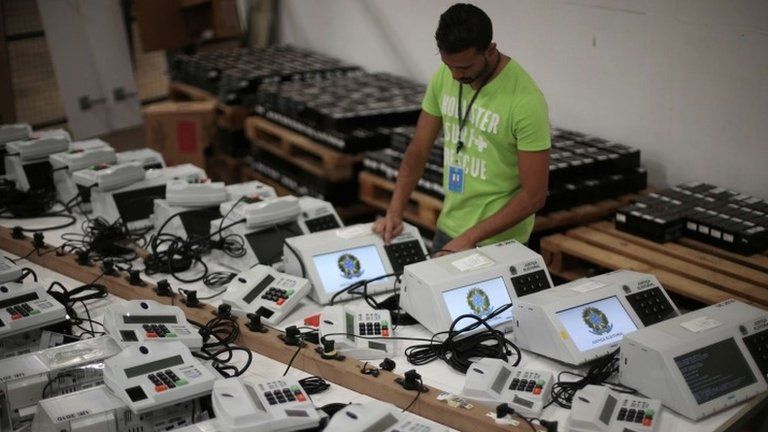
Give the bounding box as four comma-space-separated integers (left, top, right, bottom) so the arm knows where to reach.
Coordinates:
203, 271, 237, 288
549, 349, 636, 409
401, 376, 423, 413
19, 267, 38, 282
299, 376, 330, 395
403, 304, 522, 374
283, 239, 306, 278
328, 272, 400, 306
188, 314, 253, 377
46, 277, 108, 332
283, 343, 304, 376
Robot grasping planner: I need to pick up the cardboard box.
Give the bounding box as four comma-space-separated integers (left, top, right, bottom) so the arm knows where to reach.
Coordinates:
135, 0, 242, 52
143, 101, 216, 168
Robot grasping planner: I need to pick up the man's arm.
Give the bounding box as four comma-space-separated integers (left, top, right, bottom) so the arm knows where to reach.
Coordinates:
373, 110, 442, 243
441, 149, 550, 251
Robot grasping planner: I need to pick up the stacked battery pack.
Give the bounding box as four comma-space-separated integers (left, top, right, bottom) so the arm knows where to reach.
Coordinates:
362, 127, 647, 211
254, 72, 424, 152
616, 183, 768, 255
170, 45, 360, 102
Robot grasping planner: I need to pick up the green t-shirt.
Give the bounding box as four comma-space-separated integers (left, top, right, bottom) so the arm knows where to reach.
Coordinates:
421, 59, 550, 245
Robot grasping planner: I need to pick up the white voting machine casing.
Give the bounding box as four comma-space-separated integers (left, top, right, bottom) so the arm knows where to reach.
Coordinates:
619, 299, 768, 420
103, 299, 202, 350
50, 140, 116, 208
154, 179, 277, 240
569, 384, 662, 432
103, 341, 216, 413
30, 383, 203, 432
0, 124, 31, 147
462, 358, 553, 418
222, 265, 311, 326
211, 376, 321, 432
4, 136, 70, 191
324, 401, 449, 432
283, 222, 427, 304
0, 335, 121, 430
513, 270, 680, 365
0, 282, 67, 340
90, 163, 206, 231
116, 147, 165, 170
212, 195, 342, 272
319, 305, 393, 359
399, 240, 553, 335
0, 258, 23, 283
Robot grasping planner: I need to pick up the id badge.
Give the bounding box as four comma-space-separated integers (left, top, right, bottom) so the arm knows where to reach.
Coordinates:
448, 165, 464, 194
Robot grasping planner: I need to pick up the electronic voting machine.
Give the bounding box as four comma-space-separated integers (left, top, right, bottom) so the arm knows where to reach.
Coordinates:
103, 341, 216, 413
116, 147, 165, 170
399, 240, 553, 335
90, 163, 207, 231
0, 282, 67, 340
513, 270, 680, 365
50, 140, 116, 208
318, 305, 394, 359
4, 135, 69, 191
103, 300, 202, 350
324, 401, 449, 432
0, 335, 121, 430
461, 358, 554, 417
212, 195, 343, 271
283, 222, 428, 304
222, 265, 311, 326
619, 299, 768, 420
569, 385, 662, 432
154, 180, 276, 240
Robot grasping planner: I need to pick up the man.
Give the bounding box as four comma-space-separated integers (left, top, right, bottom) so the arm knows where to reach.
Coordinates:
373, 3, 550, 255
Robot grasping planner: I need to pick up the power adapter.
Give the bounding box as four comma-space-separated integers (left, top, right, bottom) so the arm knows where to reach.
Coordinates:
395, 369, 428, 393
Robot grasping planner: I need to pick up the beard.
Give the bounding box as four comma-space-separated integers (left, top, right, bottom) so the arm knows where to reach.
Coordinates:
460, 55, 492, 85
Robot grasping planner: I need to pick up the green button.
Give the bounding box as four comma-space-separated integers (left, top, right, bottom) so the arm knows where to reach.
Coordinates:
537, 380, 545, 386
30, 310, 40, 315
290, 385, 299, 392
167, 333, 176, 337
176, 379, 188, 386
645, 409, 654, 417
287, 289, 294, 297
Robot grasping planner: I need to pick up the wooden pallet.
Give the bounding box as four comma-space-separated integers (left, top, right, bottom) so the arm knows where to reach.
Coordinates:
168, 81, 216, 102
540, 221, 768, 309
245, 116, 362, 182
358, 171, 650, 233
358, 171, 443, 231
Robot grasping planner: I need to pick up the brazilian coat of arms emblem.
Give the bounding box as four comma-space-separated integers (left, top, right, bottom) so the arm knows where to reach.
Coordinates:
582, 307, 613, 335
466, 288, 492, 316
337, 253, 363, 279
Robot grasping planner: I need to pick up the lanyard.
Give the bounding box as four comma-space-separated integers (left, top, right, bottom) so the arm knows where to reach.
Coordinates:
456, 84, 483, 154
455, 54, 500, 155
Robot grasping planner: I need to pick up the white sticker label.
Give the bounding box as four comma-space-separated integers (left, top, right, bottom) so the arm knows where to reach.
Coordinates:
687, 222, 697, 230
681, 316, 722, 333
616, 213, 626, 223
699, 226, 710, 235
569, 281, 608, 293
451, 253, 494, 272
723, 233, 735, 243
336, 225, 371, 239
710, 229, 722, 239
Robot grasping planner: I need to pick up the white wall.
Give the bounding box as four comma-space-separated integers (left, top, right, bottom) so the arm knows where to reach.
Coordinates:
278, 0, 768, 198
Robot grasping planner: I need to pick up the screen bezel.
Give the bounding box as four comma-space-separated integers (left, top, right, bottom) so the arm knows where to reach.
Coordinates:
554, 295, 638, 353
311, 243, 389, 295
440, 276, 514, 331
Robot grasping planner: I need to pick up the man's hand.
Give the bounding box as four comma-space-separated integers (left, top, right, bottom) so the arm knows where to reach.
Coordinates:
434, 234, 477, 257
372, 212, 404, 244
